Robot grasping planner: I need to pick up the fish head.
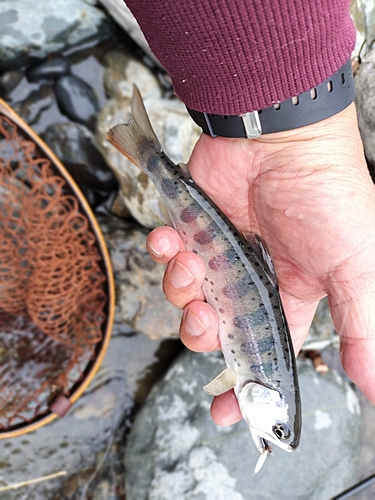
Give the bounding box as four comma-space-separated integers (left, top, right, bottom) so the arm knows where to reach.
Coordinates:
237, 381, 300, 456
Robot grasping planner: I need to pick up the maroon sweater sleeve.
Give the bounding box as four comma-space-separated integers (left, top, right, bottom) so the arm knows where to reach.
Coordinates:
125, 0, 356, 115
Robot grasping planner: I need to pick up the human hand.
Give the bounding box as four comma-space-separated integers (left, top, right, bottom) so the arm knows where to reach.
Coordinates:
146, 102, 375, 425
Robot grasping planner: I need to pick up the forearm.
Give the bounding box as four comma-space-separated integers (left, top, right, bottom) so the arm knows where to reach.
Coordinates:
125, 0, 356, 115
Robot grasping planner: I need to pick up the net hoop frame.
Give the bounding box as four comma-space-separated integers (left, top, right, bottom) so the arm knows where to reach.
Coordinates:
0, 99, 115, 438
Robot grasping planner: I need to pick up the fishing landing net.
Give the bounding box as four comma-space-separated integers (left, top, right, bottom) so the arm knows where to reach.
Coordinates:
0, 111, 109, 432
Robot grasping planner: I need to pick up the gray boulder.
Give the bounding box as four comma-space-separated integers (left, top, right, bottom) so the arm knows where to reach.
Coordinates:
125, 350, 361, 500
0, 0, 116, 70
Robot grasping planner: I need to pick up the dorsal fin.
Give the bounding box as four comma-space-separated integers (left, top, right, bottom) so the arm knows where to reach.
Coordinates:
243, 232, 278, 287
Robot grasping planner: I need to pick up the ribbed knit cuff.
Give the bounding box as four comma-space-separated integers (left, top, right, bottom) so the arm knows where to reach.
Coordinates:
126, 0, 356, 115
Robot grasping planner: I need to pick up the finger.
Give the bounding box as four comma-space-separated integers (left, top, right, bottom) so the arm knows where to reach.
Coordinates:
146, 226, 185, 264
210, 390, 242, 426
163, 251, 206, 309
179, 301, 220, 352
329, 283, 375, 404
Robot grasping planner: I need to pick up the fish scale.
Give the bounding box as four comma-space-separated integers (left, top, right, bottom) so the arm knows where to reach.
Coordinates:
106, 85, 301, 472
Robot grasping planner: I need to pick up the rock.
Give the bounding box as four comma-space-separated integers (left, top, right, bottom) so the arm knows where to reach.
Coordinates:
0, 69, 24, 96
355, 48, 375, 169
12, 85, 56, 127
96, 95, 200, 228
0, 0, 116, 70
125, 350, 362, 500
98, 213, 182, 339
0, 325, 181, 499
27, 57, 71, 82
102, 50, 162, 101
41, 122, 117, 193
351, 0, 375, 57
302, 296, 338, 351
99, 0, 163, 68
55, 75, 100, 128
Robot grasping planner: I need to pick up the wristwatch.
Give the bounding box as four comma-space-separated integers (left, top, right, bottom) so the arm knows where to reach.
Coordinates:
186, 59, 355, 138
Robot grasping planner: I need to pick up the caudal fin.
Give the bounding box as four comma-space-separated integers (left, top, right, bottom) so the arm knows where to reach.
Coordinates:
106, 85, 161, 166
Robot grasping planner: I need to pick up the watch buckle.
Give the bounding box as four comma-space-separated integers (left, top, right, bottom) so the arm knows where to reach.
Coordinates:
240, 111, 262, 138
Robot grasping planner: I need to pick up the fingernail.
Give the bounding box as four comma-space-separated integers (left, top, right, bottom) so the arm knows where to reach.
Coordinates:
185, 310, 206, 336
148, 239, 167, 257
170, 260, 195, 288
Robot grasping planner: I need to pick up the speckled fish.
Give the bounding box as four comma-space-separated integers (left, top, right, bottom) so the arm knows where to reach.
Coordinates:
106, 86, 301, 472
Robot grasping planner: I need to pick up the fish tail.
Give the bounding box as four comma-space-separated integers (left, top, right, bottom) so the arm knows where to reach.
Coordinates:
106, 85, 161, 167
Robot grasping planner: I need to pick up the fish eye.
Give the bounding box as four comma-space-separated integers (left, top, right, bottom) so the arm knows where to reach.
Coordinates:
272, 424, 291, 440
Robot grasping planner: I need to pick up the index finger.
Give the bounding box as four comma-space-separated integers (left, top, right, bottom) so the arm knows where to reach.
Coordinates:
146, 226, 185, 264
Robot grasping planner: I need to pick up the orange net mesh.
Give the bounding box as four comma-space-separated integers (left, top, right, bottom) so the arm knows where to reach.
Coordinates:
0, 115, 108, 429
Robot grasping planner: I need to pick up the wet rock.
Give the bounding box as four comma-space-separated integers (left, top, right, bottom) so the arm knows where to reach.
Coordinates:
12, 85, 55, 127
102, 50, 162, 101
0, 69, 23, 96
98, 213, 181, 339
97, 94, 200, 228
41, 122, 117, 193
0, 326, 181, 499
125, 351, 362, 500
99, 0, 162, 68
351, 0, 375, 57
355, 49, 375, 170
27, 57, 71, 82
55, 75, 100, 128
0, 0, 116, 70
303, 296, 338, 351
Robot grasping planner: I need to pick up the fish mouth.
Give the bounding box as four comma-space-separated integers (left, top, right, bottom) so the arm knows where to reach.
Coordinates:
251, 428, 294, 453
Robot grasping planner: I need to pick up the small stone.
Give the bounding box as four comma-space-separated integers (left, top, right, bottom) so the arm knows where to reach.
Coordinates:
55, 74, 100, 127
27, 56, 71, 82
0, 69, 24, 96
12, 85, 56, 127
41, 122, 117, 192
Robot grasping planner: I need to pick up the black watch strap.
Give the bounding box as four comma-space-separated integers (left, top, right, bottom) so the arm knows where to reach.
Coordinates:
186, 59, 355, 138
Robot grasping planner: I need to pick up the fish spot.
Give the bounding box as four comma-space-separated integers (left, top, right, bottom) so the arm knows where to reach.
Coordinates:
208, 248, 237, 271
192, 249, 198, 254
204, 278, 208, 281
231, 349, 235, 354
210, 281, 214, 285
269, 293, 274, 298
233, 308, 267, 329
193, 223, 217, 245
222, 321, 226, 325
227, 333, 233, 338
214, 297, 218, 301
161, 178, 180, 199
222, 276, 255, 299
146, 155, 159, 172
237, 363, 241, 367
219, 308, 225, 313
180, 204, 202, 223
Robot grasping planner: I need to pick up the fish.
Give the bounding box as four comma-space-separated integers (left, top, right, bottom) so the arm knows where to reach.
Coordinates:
106, 85, 301, 472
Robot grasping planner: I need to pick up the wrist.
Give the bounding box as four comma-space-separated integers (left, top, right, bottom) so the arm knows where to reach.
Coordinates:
187, 59, 355, 139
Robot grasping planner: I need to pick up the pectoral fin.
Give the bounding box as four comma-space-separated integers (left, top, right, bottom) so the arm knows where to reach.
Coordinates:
203, 368, 236, 396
